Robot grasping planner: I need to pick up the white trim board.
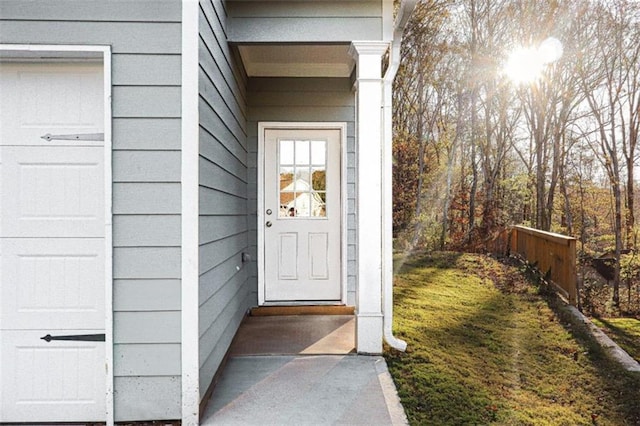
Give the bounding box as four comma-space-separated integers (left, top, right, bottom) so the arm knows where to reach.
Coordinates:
0, 43, 114, 426
180, 0, 201, 425
257, 122, 348, 306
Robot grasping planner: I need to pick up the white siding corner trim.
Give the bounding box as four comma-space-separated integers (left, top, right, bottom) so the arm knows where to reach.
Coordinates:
257, 122, 348, 306
181, 1, 200, 425
0, 43, 114, 425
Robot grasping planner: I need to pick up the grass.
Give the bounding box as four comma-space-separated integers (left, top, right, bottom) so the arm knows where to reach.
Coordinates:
590, 317, 640, 363
385, 251, 640, 426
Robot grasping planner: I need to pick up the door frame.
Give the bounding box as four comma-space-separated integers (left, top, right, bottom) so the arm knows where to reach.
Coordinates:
257, 122, 347, 306
0, 44, 113, 425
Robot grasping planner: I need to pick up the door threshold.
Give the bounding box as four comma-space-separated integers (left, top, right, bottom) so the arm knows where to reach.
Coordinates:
250, 305, 355, 316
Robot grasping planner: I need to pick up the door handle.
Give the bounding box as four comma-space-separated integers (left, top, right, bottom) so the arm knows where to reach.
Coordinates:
266, 221, 272, 228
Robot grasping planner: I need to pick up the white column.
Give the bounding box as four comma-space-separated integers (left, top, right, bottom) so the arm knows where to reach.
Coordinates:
349, 41, 389, 354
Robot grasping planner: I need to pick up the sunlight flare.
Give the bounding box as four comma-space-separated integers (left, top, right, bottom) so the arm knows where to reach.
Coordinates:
505, 37, 563, 84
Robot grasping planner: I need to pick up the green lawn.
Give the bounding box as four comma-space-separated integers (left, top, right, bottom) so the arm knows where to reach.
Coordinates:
385, 252, 640, 425
590, 317, 640, 363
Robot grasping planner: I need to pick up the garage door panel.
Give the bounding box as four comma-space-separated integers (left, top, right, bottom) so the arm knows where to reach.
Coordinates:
1, 238, 104, 329
0, 330, 105, 423
0, 146, 104, 238
0, 62, 103, 147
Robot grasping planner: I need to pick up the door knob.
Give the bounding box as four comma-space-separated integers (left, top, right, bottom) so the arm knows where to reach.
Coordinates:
266, 221, 272, 228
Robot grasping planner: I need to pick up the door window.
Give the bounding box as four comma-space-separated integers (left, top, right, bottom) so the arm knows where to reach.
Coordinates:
278, 139, 327, 218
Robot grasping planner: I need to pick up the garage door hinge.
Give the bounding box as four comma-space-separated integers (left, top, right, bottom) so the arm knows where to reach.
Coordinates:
40, 133, 104, 142
41, 333, 106, 342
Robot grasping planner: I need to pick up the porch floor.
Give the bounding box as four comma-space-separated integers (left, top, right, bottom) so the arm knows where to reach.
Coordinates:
200, 315, 408, 425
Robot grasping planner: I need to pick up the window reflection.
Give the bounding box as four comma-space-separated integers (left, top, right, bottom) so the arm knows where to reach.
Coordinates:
279, 139, 327, 218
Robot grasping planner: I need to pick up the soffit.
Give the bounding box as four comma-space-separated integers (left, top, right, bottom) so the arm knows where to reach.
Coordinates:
238, 44, 354, 77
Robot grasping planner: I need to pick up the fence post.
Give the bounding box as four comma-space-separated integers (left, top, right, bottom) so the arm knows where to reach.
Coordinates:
567, 238, 577, 304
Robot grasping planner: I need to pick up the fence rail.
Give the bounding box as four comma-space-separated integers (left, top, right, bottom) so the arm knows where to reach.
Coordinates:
494, 225, 578, 304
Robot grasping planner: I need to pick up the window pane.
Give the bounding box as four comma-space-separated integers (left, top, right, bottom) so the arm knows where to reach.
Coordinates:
294, 169, 311, 191
280, 140, 294, 165
311, 140, 326, 165
312, 193, 326, 217
295, 140, 310, 165
294, 192, 311, 217
279, 166, 294, 191
280, 191, 295, 217
311, 167, 326, 191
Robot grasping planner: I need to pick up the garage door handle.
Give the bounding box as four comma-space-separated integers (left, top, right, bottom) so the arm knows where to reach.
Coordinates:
40, 132, 104, 142
40, 333, 105, 342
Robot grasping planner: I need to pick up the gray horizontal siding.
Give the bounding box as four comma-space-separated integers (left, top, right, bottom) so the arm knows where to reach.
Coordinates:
226, 1, 383, 42
112, 86, 181, 118
229, 17, 381, 42
199, 103, 247, 161
200, 129, 247, 180
114, 344, 181, 376
112, 54, 181, 86
199, 186, 247, 215
113, 118, 181, 150
0, 21, 181, 54
0, 0, 181, 22
227, 1, 381, 17
199, 234, 248, 276
113, 215, 181, 247
113, 151, 181, 182
199, 157, 247, 198
200, 215, 247, 244
113, 183, 181, 214
199, 278, 253, 394
198, 0, 254, 403
115, 312, 181, 344
199, 253, 247, 302
0, 2, 182, 421
114, 247, 181, 279
114, 279, 181, 311
247, 77, 357, 304
247, 106, 354, 122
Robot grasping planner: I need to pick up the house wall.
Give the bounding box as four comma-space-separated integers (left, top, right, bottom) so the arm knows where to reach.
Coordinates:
247, 77, 357, 304
226, 0, 386, 42
198, 0, 254, 400
0, 1, 183, 421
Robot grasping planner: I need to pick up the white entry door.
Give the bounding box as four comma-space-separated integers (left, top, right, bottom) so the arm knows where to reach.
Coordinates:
263, 128, 342, 302
0, 62, 106, 422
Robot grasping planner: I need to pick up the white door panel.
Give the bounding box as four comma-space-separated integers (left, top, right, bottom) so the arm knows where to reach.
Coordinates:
0, 61, 105, 423
263, 128, 341, 302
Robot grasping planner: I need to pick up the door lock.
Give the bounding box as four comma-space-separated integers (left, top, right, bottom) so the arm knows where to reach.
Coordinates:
266, 221, 272, 228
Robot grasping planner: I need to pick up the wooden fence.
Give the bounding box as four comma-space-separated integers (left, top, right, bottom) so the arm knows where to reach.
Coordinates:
493, 225, 578, 304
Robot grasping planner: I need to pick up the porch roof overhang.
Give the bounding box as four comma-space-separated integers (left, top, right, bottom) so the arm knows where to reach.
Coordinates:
236, 43, 354, 78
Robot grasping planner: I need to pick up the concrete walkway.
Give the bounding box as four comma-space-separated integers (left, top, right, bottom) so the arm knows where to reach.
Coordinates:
200, 315, 408, 426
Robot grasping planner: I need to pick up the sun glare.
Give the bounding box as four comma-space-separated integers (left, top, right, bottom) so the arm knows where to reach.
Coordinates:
505, 37, 563, 84
505, 47, 544, 84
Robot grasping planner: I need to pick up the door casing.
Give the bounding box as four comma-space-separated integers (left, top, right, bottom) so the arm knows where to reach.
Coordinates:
257, 122, 348, 305
0, 44, 113, 425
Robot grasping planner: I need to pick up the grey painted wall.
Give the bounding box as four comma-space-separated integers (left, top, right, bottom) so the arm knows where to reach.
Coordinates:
247, 77, 357, 304
226, 0, 384, 43
198, 0, 254, 401
0, 0, 183, 421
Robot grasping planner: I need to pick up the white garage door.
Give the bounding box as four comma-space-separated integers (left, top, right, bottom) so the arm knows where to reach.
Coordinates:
0, 62, 106, 423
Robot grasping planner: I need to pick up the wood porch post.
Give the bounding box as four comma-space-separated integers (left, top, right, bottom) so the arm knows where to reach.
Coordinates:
349, 41, 389, 354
